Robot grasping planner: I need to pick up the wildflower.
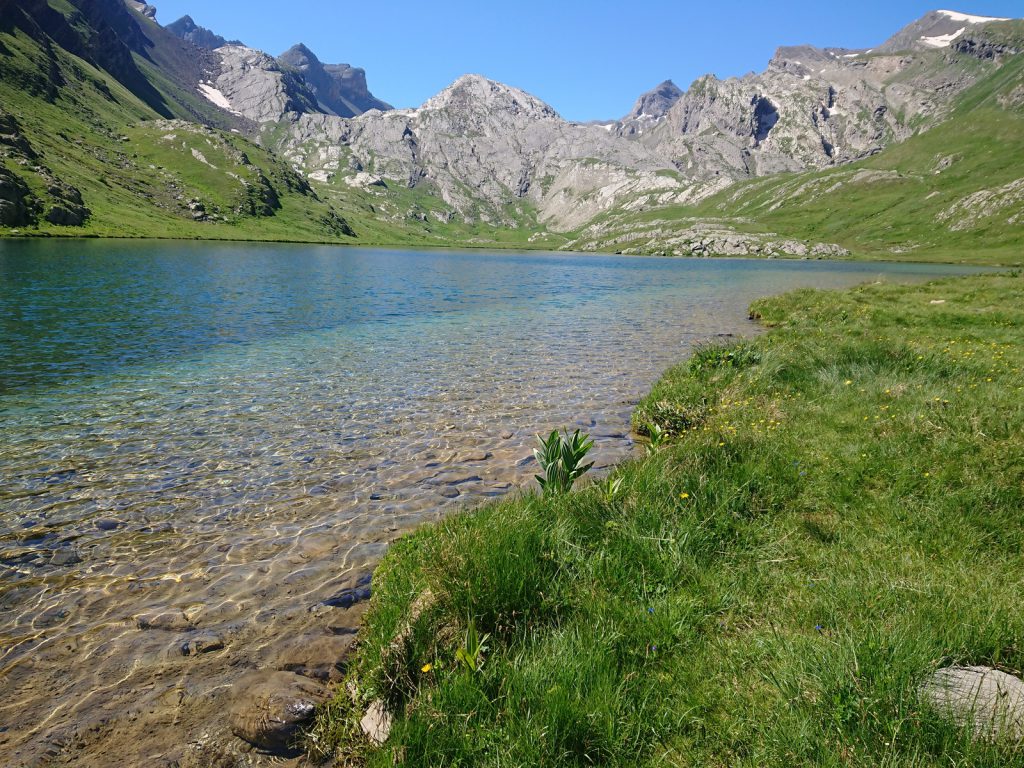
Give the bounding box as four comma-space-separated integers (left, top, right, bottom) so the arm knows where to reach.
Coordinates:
814, 625, 824, 633
679, 492, 690, 499
844, 380, 853, 386
421, 663, 433, 673
648, 607, 655, 614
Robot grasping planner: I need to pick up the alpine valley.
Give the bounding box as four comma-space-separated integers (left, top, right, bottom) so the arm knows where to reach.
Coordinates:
1, 2, 1023, 262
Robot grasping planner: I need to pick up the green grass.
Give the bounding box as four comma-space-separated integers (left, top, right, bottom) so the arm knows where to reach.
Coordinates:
315, 272, 1024, 766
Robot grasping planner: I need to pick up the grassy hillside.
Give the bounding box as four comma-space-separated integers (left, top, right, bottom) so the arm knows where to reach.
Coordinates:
0, 18, 351, 240
567, 49, 1024, 266
0, 6, 558, 248
316, 271, 1024, 766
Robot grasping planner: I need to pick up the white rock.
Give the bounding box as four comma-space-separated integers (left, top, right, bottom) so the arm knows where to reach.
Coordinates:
921, 666, 1024, 741
360, 700, 392, 745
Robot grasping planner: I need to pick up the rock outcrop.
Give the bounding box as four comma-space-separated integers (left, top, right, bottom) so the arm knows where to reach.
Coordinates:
269, 14, 1021, 234
278, 43, 392, 117
622, 79, 679, 124
209, 45, 319, 124
165, 14, 237, 50
124, 0, 156, 20
282, 74, 689, 230
627, 41, 982, 183
0, 166, 33, 227
0, 109, 89, 226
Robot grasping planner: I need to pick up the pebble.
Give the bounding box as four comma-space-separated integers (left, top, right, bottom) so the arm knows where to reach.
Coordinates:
360, 699, 392, 745
321, 573, 372, 609
49, 548, 82, 566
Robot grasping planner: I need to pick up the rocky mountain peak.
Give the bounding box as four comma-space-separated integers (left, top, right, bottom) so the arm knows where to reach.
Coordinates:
420, 75, 560, 120
878, 8, 1010, 53
769, 45, 862, 75
624, 79, 683, 120
278, 43, 391, 117
125, 1, 157, 20
279, 43, 320, 67
165, 14, 237, 50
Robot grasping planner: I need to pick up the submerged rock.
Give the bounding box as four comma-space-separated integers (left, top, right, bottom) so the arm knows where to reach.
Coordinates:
321, 572, 372, 609
180, 632, 225, 656
262, 632, 356, 681
229, 671, 330, 754
136, 610, 194, 632
921, 665, 1024, 741
49, 547, 82, 566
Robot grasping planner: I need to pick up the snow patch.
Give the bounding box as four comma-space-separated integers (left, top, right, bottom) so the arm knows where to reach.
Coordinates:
936, 10, 1009, 24
197, 83, 240, 115
920, 28, 966, 47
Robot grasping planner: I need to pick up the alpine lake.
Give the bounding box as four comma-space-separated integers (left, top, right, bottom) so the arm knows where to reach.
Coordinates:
0, 240, 986, 765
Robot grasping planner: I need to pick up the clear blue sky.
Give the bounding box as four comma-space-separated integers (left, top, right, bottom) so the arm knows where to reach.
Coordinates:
150, 1, 1023, 121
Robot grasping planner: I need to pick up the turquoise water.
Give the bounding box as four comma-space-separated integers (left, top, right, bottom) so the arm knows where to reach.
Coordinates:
0, 239, 983, 764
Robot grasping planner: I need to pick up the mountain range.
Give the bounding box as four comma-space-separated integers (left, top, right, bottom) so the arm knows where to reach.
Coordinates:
0, 1, 1022, 264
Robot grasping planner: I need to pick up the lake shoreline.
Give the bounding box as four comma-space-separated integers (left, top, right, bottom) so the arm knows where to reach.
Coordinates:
317, 271, 1024, 765
0, 230, 1012, 267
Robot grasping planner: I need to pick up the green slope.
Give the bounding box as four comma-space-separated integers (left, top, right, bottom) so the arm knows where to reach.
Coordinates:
0, 0, 566, 248
0, 13, 358, 241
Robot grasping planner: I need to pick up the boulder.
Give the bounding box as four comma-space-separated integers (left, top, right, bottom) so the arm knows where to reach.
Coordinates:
230, 671, 330, 754
921, 665, 1024, 742
0, 167, 34, 226
44, 204, 88, 226
49, 547, 82, 566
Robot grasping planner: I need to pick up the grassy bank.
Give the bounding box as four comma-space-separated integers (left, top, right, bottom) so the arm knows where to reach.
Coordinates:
316, 272, 1024, 766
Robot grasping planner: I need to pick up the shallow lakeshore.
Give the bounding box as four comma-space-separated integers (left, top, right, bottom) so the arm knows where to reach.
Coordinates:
330, 271, 1024, 767
0, 242, 992, 765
